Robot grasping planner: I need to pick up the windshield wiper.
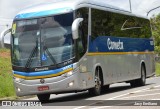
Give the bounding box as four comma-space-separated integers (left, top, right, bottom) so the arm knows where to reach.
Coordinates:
24, 43, 56, 70
25, 42, 38, 69
43, 45, 57, 65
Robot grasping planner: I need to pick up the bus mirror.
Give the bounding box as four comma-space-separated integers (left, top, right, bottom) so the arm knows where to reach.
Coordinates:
0, 28, 11, 48
72, 18, 83, 40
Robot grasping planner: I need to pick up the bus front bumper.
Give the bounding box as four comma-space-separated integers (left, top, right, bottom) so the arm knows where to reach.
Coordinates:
14, 72, 82, 97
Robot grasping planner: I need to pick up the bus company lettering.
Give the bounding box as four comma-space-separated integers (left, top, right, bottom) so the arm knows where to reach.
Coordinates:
35, 67, 49, 72
107, 38, 124, 50
62, 65, 72, 71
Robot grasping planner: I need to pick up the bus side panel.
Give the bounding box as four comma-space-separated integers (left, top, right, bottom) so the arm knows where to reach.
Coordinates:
144, 54, 155, 78
87, 36, 154, 86
86, 54, 142, 85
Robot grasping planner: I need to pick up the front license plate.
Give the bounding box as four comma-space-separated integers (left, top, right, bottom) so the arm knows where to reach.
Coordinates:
38, 86, 49, 91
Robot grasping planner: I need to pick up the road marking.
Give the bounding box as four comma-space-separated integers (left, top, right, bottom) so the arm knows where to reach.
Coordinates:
89, 100, 138, 109
73, 85, 160, 109
106, 87, 151, 100
151, 99, 160, 100
91, 93, 160, 109
107, 93, 129, 100
73, 88, 145, 109
73, 101, 105, 109
90, 106, 112, 109
139, 88, 160, 92
106, 85, 160, 100
74, 106, 87, 109
120, 93, 160, 99
90, 100, 146, 109
154, 85, 160, 88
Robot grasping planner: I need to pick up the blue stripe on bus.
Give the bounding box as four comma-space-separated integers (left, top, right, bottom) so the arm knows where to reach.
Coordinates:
15, 7, 72, 19
13, 64, 73, 77
89, 36, 154, 52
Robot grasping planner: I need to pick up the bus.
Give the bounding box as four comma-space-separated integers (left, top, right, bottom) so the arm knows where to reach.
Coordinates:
11, 0, 155, 102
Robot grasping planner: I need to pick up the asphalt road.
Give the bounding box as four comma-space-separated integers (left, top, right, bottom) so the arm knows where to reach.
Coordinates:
1, 76, 160, 109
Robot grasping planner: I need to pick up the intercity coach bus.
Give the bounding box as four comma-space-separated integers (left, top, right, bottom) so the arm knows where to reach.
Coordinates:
11, 0, 155, 102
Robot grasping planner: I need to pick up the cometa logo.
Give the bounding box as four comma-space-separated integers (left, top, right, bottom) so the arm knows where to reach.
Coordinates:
107, 38, 124, 50
62, 65, 72, 71
35, 67, 49, 72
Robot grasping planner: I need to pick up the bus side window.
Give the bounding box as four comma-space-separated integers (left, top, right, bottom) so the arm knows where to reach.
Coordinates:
75, 8, 89, 59
78, 25, 85, 57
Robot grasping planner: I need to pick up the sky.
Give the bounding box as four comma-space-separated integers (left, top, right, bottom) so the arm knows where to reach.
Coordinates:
106, 0, 160, 17
0, 0, 160, 19
0, 0, 160, 44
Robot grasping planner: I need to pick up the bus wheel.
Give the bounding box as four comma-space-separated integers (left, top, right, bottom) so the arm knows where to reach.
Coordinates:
102, 85, 110, 93
37, 94, 50, 103
89, 68, 102, 96
130, 65, 146, 87
138, 65, 146, 86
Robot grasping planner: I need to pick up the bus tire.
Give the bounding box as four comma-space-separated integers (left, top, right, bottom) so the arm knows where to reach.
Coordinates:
138, 65, 146, 86
37, 94, 50, 102
130, 65, 146, 87
89, 68, 102, 96
102, 85, 110, 93
130, 80, 137, 87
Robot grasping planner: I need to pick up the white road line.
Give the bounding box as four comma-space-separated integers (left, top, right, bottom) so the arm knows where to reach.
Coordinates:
89, 106, 112, 109
73, 85, 160, 109
73, 106, 87, 109
120, 93, 160, 99
90, 101, 137, 109
91, 93, 160, 109
73, 88, 145, 109
139, 88, 160, 92
106, 85, 160, 100
154, 85, 160, 88
106, 87, 151, 100
73, 102, 103, 109
106, 93, 129, 100
151, 99, 160, 100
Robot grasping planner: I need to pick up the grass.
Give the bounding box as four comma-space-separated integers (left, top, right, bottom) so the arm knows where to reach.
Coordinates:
156, 63, 160, 76
0, 48, 16, 98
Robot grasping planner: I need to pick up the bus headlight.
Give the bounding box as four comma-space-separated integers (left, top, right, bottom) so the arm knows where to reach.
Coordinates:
17, 87, 21, 92
68, 81, 74, 87
63, 70, 73, 77
14, 77, 23, 83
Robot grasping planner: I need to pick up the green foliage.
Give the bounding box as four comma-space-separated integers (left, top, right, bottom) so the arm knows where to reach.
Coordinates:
0, 49, 16, 98
151, 14, 160, 54
0, 48, 10, 52
156, 63, 160, 76
0, 72, 15, 98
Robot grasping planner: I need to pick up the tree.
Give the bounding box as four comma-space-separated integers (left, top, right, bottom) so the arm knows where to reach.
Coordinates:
150, 14, 160, 54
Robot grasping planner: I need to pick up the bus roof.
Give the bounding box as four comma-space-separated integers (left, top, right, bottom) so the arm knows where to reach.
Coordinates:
14, 0, 148, 20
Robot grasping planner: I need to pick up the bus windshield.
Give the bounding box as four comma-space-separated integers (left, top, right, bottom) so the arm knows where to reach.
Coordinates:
12, 12, 74, 68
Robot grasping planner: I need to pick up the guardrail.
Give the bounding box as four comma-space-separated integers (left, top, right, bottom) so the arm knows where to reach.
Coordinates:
0, 28, 11, 48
